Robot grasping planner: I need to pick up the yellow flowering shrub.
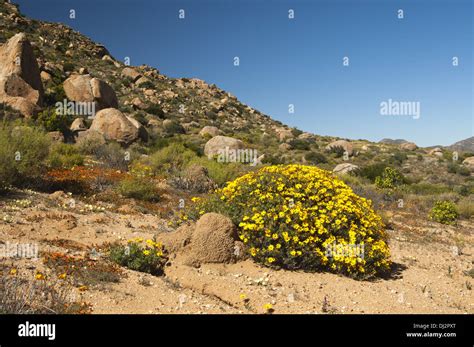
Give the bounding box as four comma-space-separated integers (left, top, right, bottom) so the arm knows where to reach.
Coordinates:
197, 164, 391, 278
108, 238, 167, 276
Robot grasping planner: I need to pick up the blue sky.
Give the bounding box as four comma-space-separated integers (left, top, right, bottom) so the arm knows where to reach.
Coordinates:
16, 0, 473, 146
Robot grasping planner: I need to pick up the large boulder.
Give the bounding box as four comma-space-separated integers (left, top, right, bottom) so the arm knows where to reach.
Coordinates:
275, 127, 294, 141
70, 117, 87, 132
400, 142, 418, 151
199, 125, 220, 138
126, 115, 148, 142
333, 163, 359, 175
428, 147, 443, 157
0, 33, 44, 117
121, 67, 142, 82
462, 157, 474, 170
326, 140, 353, 156
204, 135, 245, 158
63, 74, 118, 111
89, 108, 139, 145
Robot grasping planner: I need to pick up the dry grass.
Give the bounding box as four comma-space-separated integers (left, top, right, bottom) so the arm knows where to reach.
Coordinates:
0, 264, 91, 314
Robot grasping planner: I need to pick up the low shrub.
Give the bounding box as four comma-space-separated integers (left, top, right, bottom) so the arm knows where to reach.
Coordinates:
0, 269, 91, 314
288, 138, 310, 151
0, 125, 51, 191
357, 163, 387, 182
43, 252, 122, 288
48, 143, 84, 169
108, 239, 167, 276
327, 145, 345, 158
163, 119, 185, 135
429, 200, 459, 225
456, 197, 474, 219
447, 163, 470, 176
375, 167, 405, 190
305, 151, 328, 164
43, 84, 67, 106
144, 104, 165, 119
93, 142, 131, 171
116, 176, 159, 202
149, 143, 197, 176
136, 80, 155, 89
191, 164, 391, 278
36, 107, 70, 132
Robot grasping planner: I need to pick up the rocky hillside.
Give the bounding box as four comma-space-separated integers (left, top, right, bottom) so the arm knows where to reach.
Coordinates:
1, 0, 474, 184
0, 0, 473, 316
447, 136, 474, 154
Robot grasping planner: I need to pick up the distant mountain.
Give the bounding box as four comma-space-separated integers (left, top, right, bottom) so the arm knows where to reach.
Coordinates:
378, 138, 408, 145
446, 137, 474, 153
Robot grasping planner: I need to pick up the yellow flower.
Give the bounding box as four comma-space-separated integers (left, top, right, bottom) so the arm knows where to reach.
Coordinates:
58, 273, 67, 280
267, 245, 274, 251
143, 250, 150, 256
9, 268, 17, 276
267, 257, 275, 263
263, 303, 274, 312
35, 272, 45, 280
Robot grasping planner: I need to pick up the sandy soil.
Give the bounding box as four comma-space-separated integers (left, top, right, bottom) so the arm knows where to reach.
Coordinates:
1, 190, 472, 314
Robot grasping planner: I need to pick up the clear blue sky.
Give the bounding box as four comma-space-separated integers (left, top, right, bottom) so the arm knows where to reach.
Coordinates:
16, 0, 473, 146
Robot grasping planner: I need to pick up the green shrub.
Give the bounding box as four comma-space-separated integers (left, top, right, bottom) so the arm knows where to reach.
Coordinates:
149, 143, 197, 176
387, 151, 408, 165
375, 167, 405, 190
35, 107, 70, 132
0, 125, 51, 191
357, 163, 387, 182
43, 84, 67, 106
405, 183, 451, 195
327, 145, 345, 158
48, 143, 84, 169
456, 197, 474, 219
144, 104, 165, 119
447, 163, 470, 176
116, 176, 159, 202
429, 200, 459, 225
137, 80, 155, 89
305, 151, 328, 164
63, 62, 75, 72
75, 131, 106, 155
163, 120, 185, 135
288, 139, 310, 150
109, 239, 166, 276
93, 142, 131, 171
189, 157, 246, 186
262, 153, 285, 165
291, 128, 303, 138
206, 110, 218, 120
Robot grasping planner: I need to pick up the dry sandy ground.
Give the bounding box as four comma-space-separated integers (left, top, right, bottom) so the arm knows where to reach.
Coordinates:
1, 190, 472, 314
